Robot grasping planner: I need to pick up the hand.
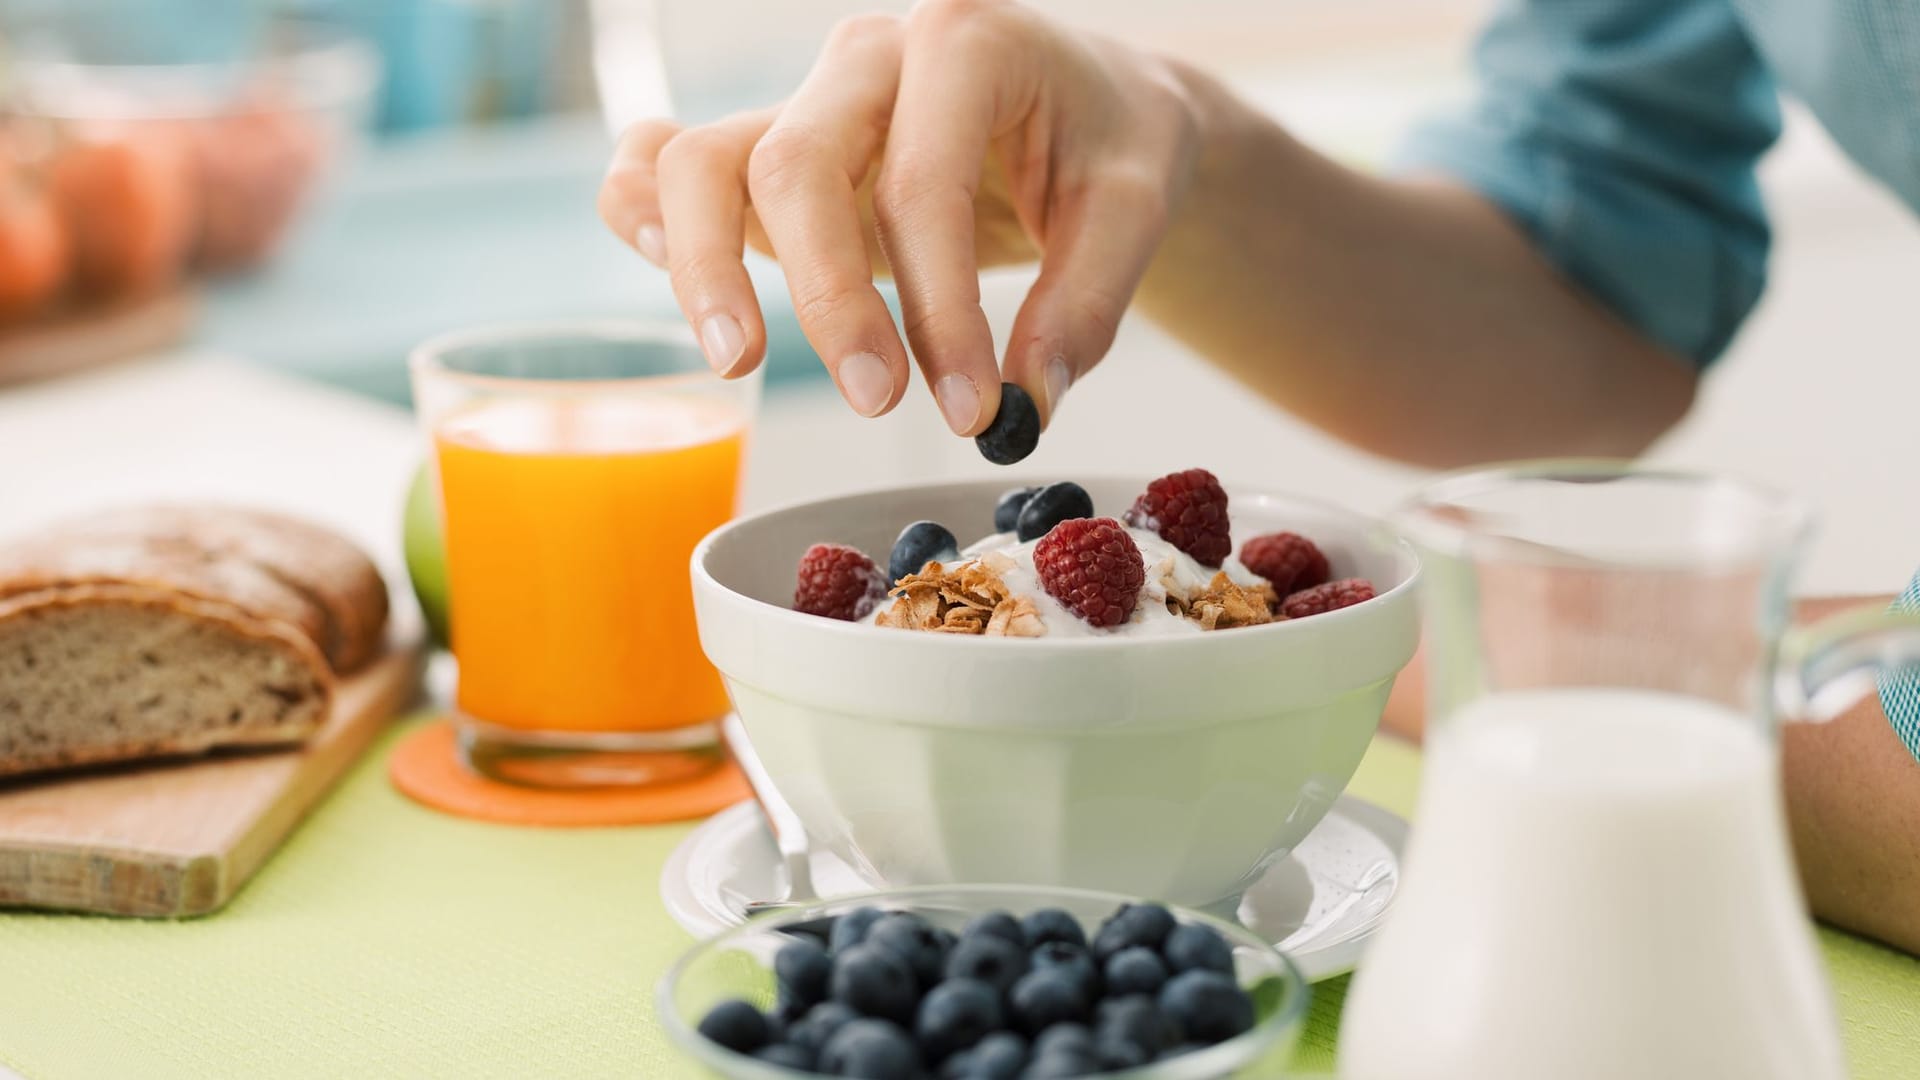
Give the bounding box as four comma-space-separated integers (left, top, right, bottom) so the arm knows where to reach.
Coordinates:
596, 0, 1201, 435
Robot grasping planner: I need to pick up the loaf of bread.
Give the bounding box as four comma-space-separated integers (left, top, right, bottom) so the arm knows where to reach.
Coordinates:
0, 505, 389, 779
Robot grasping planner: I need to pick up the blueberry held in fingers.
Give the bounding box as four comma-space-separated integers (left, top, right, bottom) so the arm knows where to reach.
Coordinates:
889, 520, 960, 584
975, 382, 1041, 465
1014, 482, 1094, 543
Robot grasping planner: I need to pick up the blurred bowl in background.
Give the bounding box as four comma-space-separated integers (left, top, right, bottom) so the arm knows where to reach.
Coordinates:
3, 21, 380, 280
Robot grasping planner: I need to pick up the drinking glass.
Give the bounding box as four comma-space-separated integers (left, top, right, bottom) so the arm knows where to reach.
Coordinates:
411, 320, 760, 788
1342, 461, 1920, 1080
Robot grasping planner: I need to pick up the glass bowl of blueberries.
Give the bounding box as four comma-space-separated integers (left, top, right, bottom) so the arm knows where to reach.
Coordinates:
658, 884, 1310, 1079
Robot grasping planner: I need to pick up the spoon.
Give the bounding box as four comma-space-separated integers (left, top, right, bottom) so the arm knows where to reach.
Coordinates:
720, 714, 825, 931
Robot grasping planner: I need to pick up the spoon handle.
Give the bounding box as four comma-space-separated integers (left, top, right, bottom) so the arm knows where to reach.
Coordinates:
721, 713, 816, 904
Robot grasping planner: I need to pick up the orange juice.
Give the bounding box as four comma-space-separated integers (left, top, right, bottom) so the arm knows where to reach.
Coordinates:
434, 395, 746, 733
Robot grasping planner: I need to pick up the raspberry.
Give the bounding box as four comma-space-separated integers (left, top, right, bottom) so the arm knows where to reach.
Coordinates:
1124, 469, 1231, 568
1032, 518, 1146, 628
1281, 578, 1376, 619
1239, 532, 1330, 595
793, 543, 887, 620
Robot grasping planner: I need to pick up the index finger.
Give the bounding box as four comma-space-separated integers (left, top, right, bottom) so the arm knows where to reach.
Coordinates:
873, 1, 1043, 437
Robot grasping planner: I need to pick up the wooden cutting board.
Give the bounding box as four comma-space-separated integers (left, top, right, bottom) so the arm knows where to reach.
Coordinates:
0, 637, 425, 917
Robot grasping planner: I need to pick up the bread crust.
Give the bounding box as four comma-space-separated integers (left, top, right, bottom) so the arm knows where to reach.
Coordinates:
0, 535, 329, 653
0, 584, 334, 779
2, 504, 389, 674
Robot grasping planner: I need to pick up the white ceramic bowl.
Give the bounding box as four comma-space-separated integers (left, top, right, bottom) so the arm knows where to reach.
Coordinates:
691, 477, 1420, 907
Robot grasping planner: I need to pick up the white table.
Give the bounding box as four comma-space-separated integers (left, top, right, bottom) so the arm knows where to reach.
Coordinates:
2, 355, 421, 577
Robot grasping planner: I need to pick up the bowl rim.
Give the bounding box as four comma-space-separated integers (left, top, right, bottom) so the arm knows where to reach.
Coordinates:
657, 882, 1312, 1080
691, 474, 1421, 652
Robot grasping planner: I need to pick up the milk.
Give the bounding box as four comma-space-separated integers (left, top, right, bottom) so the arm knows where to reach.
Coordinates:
1341, 688, 1844, 1080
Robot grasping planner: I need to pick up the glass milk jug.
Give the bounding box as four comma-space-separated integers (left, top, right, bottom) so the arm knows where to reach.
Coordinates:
1342, 463, 1920, 1080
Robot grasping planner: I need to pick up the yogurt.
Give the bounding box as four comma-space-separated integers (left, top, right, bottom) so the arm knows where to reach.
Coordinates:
865, 526, 1263, 637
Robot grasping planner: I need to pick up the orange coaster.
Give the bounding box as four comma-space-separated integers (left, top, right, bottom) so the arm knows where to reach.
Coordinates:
388, 719, 751, 827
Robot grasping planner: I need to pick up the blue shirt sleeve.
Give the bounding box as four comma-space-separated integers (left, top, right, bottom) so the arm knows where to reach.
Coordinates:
1395, 0, 1783, 366
1880, 572, 1920, 763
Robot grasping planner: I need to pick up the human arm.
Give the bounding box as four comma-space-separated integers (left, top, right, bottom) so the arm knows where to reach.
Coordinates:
598, 0, 1772, 466
1782, 596, 1920, 956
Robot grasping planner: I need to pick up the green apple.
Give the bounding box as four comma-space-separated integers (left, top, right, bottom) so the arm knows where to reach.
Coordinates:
403, 462, 451, 648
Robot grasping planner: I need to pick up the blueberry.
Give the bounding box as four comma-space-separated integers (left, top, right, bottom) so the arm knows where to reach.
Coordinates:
696, 998, 771, 1054
1096, 994, 1175, 1057
1013, 482, 1095, 542
966, 1032, 1028, 1078
1008, 968, 1089, 1035
1019, 908, 1087, 950
831, 944, 920, 1025
1096, 1036, 1149, 1070
992, 487, 1041, 534
867, 912, 953, 989
776, 938, 834, 1012
963, 911, 1026, 948
774, 993, 811, 1025
1029, 941, 1100, 1000
819, 1018, 923, 1079
944, 931, 1029, 998
1162, 923, 1235, 976
888, 520, 960, 584
831, 906, 886, 954
789, 1001, 860, 1053
1022, 1049, 1100, 1078
1091, 903, 1176, 961
753, 1042, 816, 1069
1103, 946, 1169, 998
1158, 970, 1254, 1044
1032, 1023, 1095, 1059
974, 382, 1041, 466
915, 977, 1004, 1062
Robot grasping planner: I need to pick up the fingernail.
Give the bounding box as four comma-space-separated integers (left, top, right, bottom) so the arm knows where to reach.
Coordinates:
933, 374, 981, 435
634, 223, 666, 267
838, 351, 893, 417
699, 313, 746, 373
1044, 356, 1072, 414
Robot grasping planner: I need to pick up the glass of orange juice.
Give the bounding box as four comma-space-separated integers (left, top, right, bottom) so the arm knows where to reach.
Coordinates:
410, 320, 760, 788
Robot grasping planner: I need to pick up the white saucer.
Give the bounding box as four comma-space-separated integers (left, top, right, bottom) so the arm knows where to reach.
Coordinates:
660, 794, 1407, 982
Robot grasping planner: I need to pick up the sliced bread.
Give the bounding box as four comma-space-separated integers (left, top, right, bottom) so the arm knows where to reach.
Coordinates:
0, 504, 388, 779
0, 584, 332, 779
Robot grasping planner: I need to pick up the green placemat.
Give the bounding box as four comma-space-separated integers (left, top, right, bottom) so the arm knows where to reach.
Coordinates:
0, 716, 1913, 1078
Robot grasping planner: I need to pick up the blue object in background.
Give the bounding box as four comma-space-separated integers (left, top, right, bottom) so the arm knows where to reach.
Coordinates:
289, 0, 565, 132
0, 0, 569, 134
316, 0, 480, 132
